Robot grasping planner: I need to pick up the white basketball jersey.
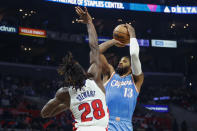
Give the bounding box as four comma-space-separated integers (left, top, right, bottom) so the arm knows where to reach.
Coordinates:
68, 79, 109, 129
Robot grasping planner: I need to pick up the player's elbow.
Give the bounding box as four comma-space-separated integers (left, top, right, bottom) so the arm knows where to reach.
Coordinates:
139, 73, 144, 82
90, 42, 99, 51
134, 73, 144, 87
41, 114, 47, 118
41, 110, 47, 118
41, 108, 51, 118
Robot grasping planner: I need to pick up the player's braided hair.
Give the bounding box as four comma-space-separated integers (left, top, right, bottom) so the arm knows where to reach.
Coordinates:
57, 52, 87, 91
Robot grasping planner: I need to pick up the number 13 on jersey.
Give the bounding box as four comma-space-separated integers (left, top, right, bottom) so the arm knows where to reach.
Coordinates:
78, 99, 105, 122
124, 88, 133, 98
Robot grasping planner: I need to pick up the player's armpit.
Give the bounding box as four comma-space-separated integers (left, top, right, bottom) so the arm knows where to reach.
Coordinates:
133, 73, 144, 93
100, 54, 114, 77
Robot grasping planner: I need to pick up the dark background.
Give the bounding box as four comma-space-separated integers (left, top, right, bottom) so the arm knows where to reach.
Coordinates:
0, 0, 197, 131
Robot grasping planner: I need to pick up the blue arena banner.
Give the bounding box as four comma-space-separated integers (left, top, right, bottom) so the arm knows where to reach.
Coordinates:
85, 36, 149, 47
153, 96, 170, 101
137, 39, 149, 47
144, 105, 169, 113
46, 0, 197, 14
46, 0, 162, 12
151, 39, 177, 48
85, 36, 111, 43
47, 0, 127, 9
129, 3, 163, 12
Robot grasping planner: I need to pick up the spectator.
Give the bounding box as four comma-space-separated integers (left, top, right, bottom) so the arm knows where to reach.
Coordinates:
181, 120, 188, 131
173, 119, 179, 131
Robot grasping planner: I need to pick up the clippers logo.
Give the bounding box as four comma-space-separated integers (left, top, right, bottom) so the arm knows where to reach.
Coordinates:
111, 80, 133, 88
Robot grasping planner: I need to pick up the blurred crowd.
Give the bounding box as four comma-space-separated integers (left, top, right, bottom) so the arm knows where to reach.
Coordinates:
139, 85, 197, 113
0, 109, 73, 131
0, 74, 73, 131
0, 0, 196, 130
0, 72, 195, 130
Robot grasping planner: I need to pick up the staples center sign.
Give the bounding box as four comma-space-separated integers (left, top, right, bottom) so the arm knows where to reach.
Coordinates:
19, 27, 46, 38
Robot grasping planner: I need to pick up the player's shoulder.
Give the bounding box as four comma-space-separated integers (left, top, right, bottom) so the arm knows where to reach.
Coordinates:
56, 87, 70, 96
55, 87, 70, 101
113, 72, 120, 78
57, 87, 69, 92
85, 78, 96, 85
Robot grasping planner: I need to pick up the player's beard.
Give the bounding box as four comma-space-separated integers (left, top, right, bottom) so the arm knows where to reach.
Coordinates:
116, 66, 130, 76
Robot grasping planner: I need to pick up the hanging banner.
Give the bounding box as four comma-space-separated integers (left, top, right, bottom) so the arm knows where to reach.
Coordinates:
46, 0, 197, 14
19, 27, 46, 38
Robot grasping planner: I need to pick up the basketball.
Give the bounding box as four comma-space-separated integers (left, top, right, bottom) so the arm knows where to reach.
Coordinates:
113, 24, 130, 45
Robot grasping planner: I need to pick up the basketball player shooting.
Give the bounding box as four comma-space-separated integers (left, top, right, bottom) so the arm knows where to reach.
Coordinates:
41, 7, 109, 131
99, 24, 144, 131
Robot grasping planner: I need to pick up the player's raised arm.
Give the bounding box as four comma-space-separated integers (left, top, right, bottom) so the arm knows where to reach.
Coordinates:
99, 40, 124, 80
99, 39, 124, 53
75, 7, 99, 66
41, 88, 70, 118
75, 6, 105, 92
126, 23, 144, 92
